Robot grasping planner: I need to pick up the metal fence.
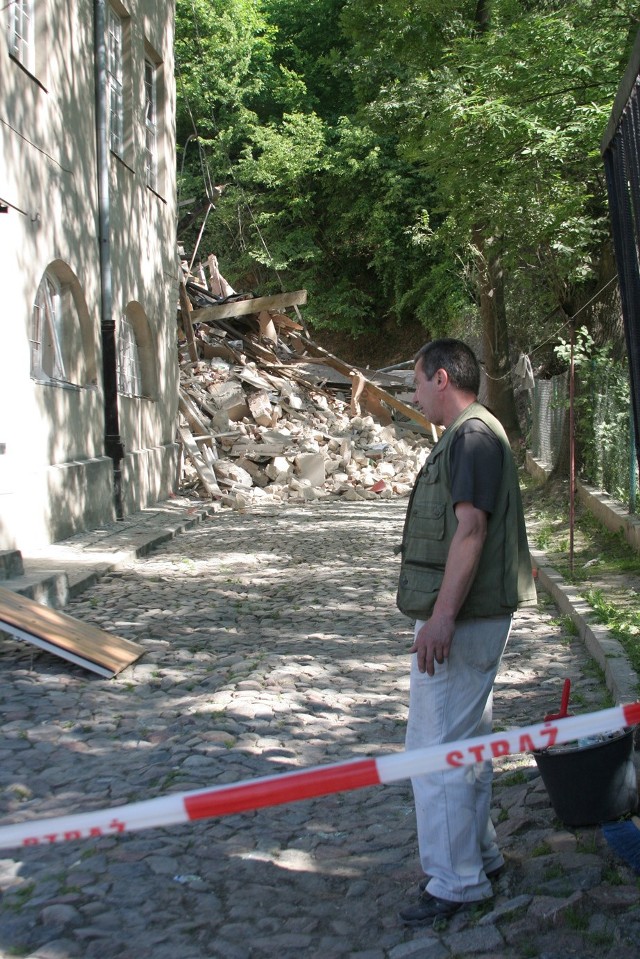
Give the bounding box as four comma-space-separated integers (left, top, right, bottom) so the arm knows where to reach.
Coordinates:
528, 374, 568, 471
527, 367, 637, 510
601, 30, 640, 508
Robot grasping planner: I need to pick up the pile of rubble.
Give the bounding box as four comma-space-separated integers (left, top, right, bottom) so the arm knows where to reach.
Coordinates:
176, 255, 437, 509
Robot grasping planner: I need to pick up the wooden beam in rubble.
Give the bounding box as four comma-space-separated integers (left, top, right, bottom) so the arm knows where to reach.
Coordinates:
178, 275, 199, 363
190, 290, 308, 324
297, 337, 441, 440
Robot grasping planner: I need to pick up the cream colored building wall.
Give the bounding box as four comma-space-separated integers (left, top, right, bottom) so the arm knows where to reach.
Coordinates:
107, 0, 180, 515
0, 0, 178, 550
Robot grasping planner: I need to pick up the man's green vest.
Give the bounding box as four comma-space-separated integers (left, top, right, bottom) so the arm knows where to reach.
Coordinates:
396, 402, 537, 621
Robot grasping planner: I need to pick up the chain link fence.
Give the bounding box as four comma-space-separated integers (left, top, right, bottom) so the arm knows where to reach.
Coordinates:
528, 374, 568, 472
526, 364, 637, 511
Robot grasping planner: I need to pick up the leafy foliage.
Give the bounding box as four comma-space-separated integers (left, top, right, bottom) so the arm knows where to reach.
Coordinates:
175, 0, 639, 357
364, 0, 638, 342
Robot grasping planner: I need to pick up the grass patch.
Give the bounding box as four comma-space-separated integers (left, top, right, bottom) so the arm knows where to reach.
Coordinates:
524, 479, 640, 680
583, 587, 640, 675
531, 841, 553, 857
4, 882, 35, 911
468, 898, 495, 921
564, 905, 588, 931
587, 930, 615, 947
548, 614, 578, 637
602, 865, 624, 885
576, 831, 598, 854
523, 479, 639, 579
499, 770, 529, 787
534, 524, 555, 550
519, 943, 540, 958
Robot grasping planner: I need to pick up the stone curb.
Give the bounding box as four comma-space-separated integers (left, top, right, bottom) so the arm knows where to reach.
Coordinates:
525, 452, 640, 707
532, 549, 640, 706
56, 500, 218, 597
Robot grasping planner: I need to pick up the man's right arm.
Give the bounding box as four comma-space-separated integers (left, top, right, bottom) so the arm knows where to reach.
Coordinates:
410, 500, 487, 675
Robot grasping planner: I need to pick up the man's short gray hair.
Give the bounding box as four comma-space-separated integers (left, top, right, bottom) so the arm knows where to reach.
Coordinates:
415, 339, 480, 395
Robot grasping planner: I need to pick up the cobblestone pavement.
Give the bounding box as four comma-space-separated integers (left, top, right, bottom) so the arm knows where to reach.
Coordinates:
1, 500, 639, 959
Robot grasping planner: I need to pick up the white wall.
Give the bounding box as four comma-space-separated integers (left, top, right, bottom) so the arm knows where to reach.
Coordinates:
0, 0, 179, 550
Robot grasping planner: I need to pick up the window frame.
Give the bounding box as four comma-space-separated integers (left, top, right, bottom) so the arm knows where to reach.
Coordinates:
117, 314, 144, 397
143, 57, 158, 191
30, 273, 67, 384
7, 0, 35, 73
106, 5, 124, 157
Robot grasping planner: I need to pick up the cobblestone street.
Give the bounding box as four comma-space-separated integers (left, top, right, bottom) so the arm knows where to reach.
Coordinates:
1, 500, 639, 959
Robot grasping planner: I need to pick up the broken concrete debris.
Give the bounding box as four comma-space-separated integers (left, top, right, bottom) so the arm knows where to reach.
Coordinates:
177, 257, 435, 509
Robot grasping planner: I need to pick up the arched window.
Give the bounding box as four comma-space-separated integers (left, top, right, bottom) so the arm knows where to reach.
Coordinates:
31, 273, 66, 381
30, 263, 96, 388
117, 304, 156, 399
117, 315, 143, 396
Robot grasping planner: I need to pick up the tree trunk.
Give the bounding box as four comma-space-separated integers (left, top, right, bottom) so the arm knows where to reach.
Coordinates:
475, 0, 490, 33
473, 231, 521, 439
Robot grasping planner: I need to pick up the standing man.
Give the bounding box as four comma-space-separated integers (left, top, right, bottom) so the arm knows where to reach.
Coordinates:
396, 339, 536, 925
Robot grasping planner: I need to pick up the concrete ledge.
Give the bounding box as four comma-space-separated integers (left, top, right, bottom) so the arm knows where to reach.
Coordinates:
0, 569, 69, 608
0, 551, 24, 578
120, 443, 180, 517
577, 480, 640, 553
0, 457, 115, 551
525, 451, 551, 484
531, 549, 640, 705
13, 497, 217, 607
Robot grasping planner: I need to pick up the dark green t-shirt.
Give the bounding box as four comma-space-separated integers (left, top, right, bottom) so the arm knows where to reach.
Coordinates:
450, 420, 504, 515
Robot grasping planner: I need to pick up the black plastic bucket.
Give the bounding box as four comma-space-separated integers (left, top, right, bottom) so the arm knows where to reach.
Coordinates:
533, 727, 638, 827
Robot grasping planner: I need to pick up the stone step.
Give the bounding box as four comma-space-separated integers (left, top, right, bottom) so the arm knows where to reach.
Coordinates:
0, 550, 24, 579
0, 570, 69, 610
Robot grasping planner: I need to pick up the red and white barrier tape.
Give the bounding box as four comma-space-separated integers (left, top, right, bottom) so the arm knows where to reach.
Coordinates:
1, 702, 638, 851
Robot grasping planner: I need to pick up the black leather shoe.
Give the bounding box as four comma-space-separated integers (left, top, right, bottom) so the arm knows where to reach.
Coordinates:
399, 893, 463, 925
418, 863, 504, 894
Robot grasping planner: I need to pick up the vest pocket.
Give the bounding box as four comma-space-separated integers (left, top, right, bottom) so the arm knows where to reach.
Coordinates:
407, 499, 445, 538
403, 500, 447, 568
397, 564, 444, 619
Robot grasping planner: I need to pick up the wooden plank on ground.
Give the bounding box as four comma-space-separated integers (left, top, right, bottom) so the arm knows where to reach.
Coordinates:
258, 310, 278, 343
270, 311, 303, 332
242, 337, 280, 364
190, 290, 307, 324
0, 586, 143, 678
200, 340, 241, 364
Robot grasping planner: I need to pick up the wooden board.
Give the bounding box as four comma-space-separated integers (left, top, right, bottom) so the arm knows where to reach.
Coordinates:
0, 586, 144, 678
178, 276, 199, 363
179, 426, 234, 505
190, 290, 308, 324
179, 388, 215, 440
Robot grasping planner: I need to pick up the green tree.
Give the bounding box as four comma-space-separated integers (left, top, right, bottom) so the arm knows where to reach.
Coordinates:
351, 0, 638, 431
175, 0, 448, 337
174, 0, 638, 418
175, 0, 276, 251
